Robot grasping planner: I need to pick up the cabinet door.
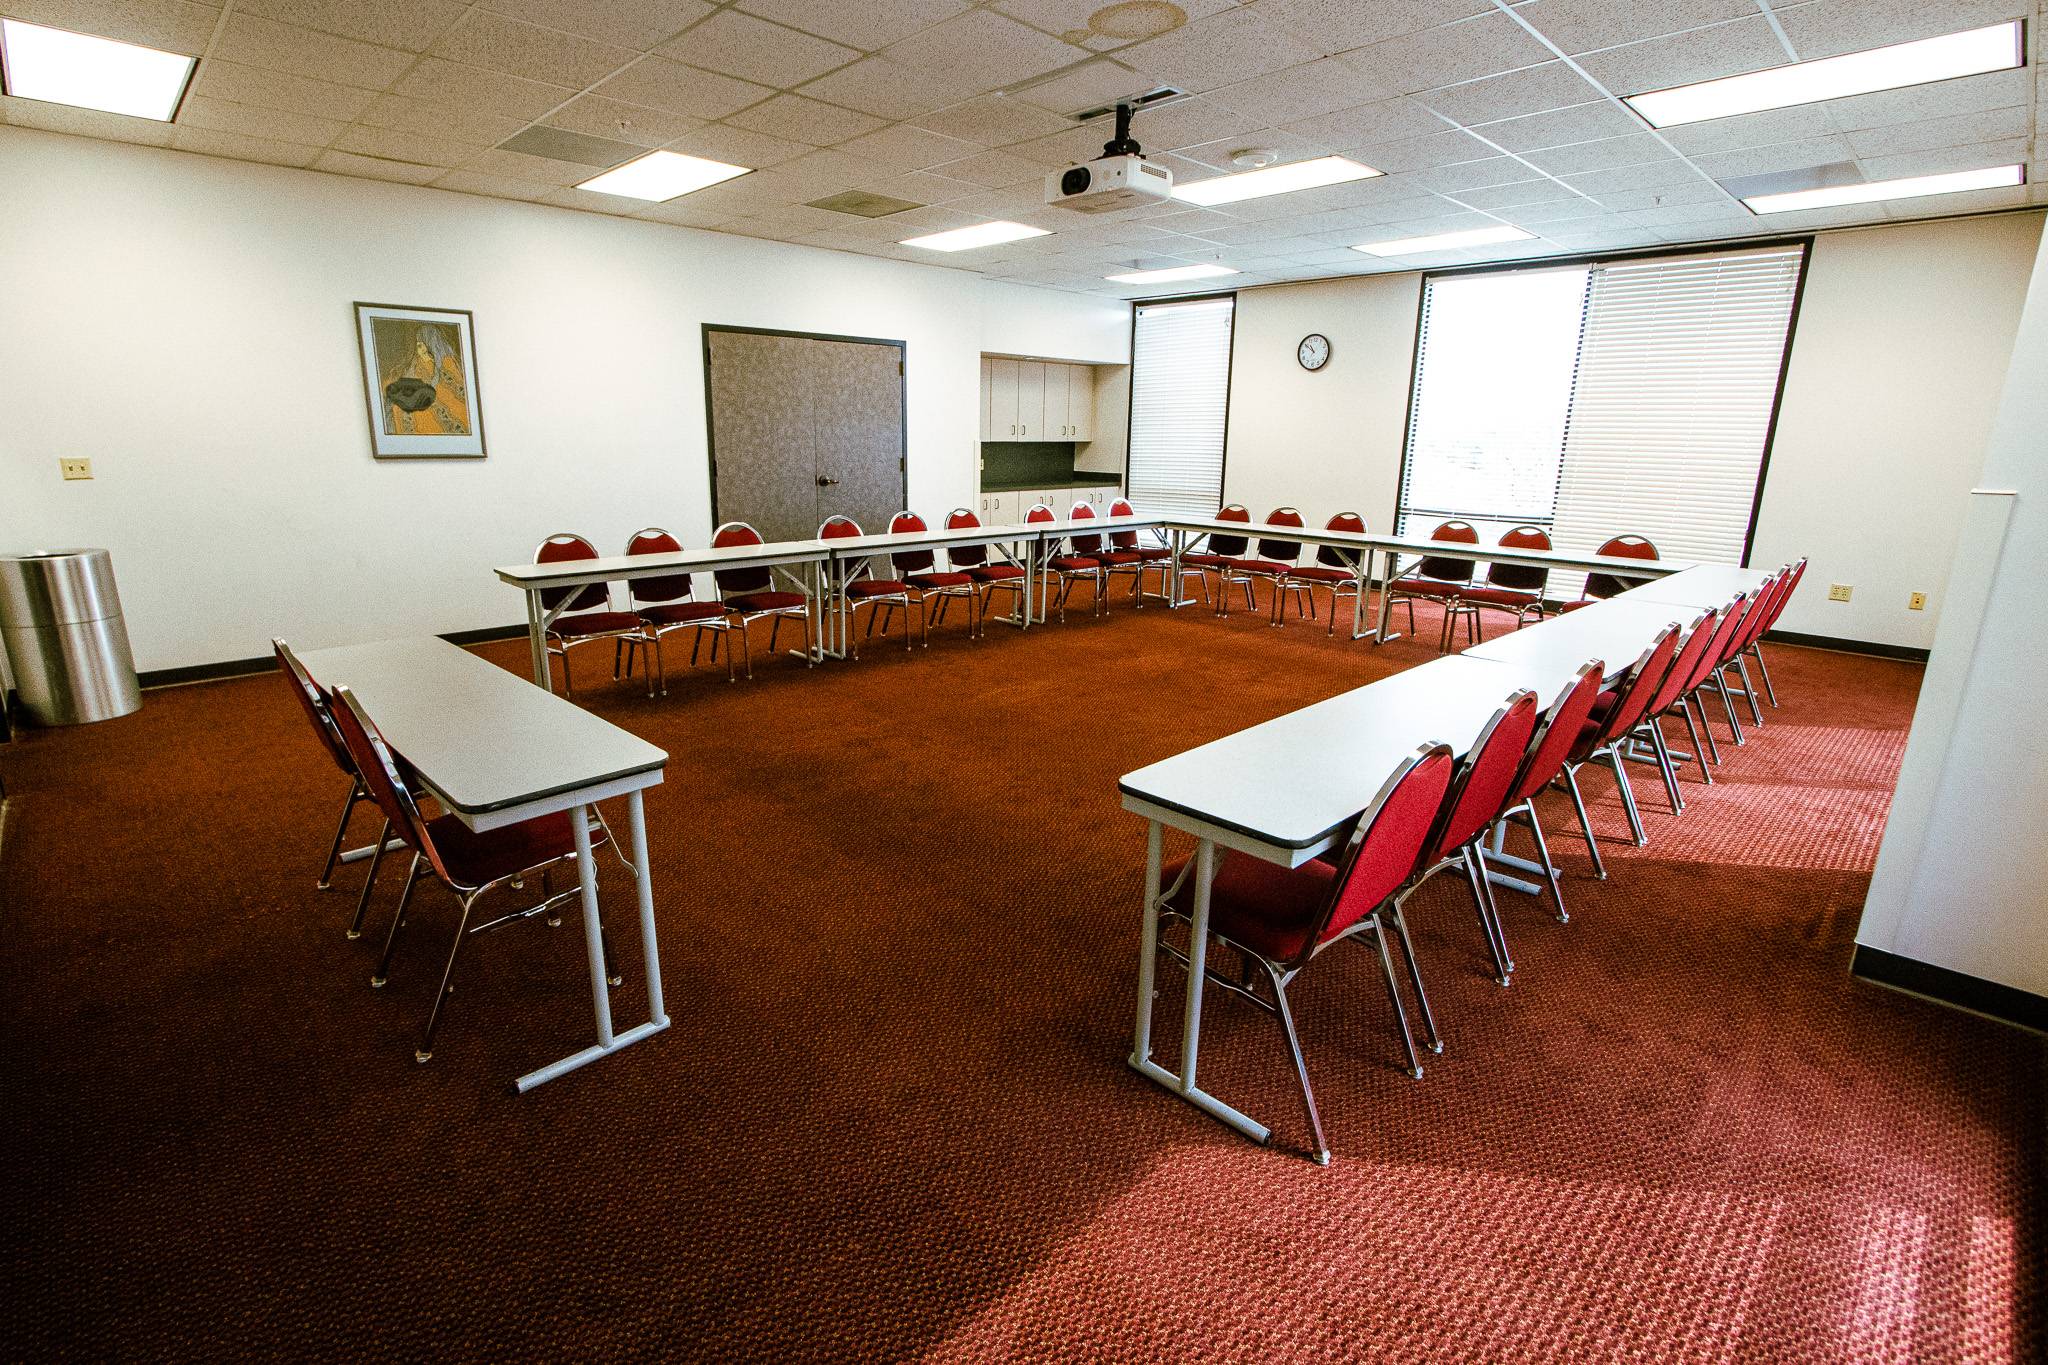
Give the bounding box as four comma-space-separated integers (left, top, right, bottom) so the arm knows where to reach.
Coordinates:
1016, 362, 1046, 440
980, 359, 994, 441
989, 491, 1022, 526
1041, 364, 1071, 439
1068, 366, 1096, 441
987, 359, 1021, 438
1044, 487, 1074, 518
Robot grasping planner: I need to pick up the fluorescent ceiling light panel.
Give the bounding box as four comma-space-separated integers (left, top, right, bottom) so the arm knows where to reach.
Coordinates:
899, 221, 1050, 251
1626, 21, 2023, 127
1104, 263, 1239, 284
0, 18, 195, 121
1743, 163, 2023, 214
575, 150, 751, 201
1172, 155, 1381, 206
1353, 224, 1533, 256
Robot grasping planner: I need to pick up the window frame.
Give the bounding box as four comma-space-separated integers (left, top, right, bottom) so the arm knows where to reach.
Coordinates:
1122, 289, 1238, 517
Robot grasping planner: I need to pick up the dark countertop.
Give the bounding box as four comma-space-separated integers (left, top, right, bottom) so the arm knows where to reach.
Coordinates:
980, 473, 1123, 492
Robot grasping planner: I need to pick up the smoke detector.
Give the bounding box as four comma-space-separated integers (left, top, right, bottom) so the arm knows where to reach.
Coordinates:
1229, 148, 1279, 169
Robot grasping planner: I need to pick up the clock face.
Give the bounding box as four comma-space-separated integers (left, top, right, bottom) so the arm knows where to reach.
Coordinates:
1298, 333, 1331, 371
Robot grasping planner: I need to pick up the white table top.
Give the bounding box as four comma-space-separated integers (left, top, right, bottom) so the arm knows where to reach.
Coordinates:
1373, 533, 1688, 578
1613, 563, 1773, 608
1463, 597, 1706, 681
1118, 655, 1546, 861
496, 539, 832, 590
299, 637, 666, 823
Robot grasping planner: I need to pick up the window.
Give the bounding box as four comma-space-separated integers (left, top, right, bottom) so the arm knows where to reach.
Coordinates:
1127, 295, 1234, 517
1398, 245, 1805, 587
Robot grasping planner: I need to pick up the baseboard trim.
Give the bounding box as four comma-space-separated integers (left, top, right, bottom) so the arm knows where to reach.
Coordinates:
1763, 630, 1930, 663
1851, 945, 2046, 1033
138, 625, 530, 690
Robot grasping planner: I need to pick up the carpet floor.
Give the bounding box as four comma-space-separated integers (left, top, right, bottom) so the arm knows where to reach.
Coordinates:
0, 591, 2038, 1362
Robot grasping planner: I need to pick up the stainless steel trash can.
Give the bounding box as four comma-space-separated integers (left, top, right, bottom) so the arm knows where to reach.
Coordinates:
0, 549, 142, 726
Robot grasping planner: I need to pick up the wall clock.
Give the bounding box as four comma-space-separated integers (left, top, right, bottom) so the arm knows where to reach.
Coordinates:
1297, 333, 1331, 371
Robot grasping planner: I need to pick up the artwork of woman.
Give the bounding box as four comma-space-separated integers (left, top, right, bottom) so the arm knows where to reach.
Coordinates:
375, 320, 471, 436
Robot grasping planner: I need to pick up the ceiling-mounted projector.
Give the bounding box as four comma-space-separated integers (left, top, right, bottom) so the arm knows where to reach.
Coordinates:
1046, 100, 1172, 212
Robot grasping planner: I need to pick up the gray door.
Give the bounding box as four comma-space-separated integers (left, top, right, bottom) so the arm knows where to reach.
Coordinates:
706, 328, 906, 544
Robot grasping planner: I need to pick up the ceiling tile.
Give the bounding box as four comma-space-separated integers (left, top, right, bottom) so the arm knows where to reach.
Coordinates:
1519, 132, 1672, 175
331, 123, 481, 167
211, 15, 416, 91
1282, 97, 1452, 150
1114, 7, 1325, 92
1166, 130, 1328, 171
1204, 58, 1396, 125
544, 94, 703, 146
458, 145, 599, 185
725, 94, 888, 146
1514, 0, 1765, 56
394, 59, 576, 120
1821, 67, 2032, 133
1121, 96, 1264, 151
178, 95, 342, 147
665, 121, 813, 168
1855, 139, 2033, 181
910, 95, 1074, 146
1574, 17, 1794, 97
1693, 133, 1857, 179
594, 57, 774, 119
1335, 12, 1556, 97
1657, 104, 1840, 156
1563, 157, 1710, 195
1495, 195, 1616, 224
931, 147, 1046, 187
540, 183, 652, 214
1249, 0, 1502, 58
170, 124, 321, 166
734, 0, 972, 51
633, 198, 742, 226
1006, 57, 1149, 114
196, 59, 380, 121
357, 93, 530, 147
1339, 127, 1501, 172
1447, 176, 1585, 208
795, 56, 985, 121
1878, 183, 2030, 217
1579, 178, 1726, 211
882, 9, 1086, 90
312, 148, 445, 182
475, 0, 716, 51
860, 168, 985, 202
658, 11, 861, 87
1404, 153, 1550, 190
429, 10, 637, 87
1775, 0, 2021, 62
0, 0, 219, 55
1002, 122, 1120, 168
1472, 100, 1640, 151
1416, 61, 1605, 126
431, 167, 557, 200
235, 0, 464, 53
837, 122, 985, 171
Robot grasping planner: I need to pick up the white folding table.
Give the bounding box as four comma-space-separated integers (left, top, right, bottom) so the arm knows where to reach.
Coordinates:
300, 636, 670, 1092
1613, 563, 1774, 610
1368, 535, 1689, 645
1163, 516, 1382, 637
1462, 596, 1700, 680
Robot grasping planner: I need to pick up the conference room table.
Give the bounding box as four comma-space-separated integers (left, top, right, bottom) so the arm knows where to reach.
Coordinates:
1614, 563, 1774, 610
299, 636, 670, 1092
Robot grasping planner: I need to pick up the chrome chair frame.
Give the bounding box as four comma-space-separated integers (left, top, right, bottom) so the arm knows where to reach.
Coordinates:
619, 527, 738, 693
711, 520, 815, 677
535, 532, 644, 698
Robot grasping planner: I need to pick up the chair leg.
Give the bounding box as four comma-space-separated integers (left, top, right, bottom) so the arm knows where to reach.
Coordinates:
372, 852, 421, 987
1262, 965, 1330, 1166
1460, 845, 1513, 985
1367, 917, 1425, 1081
1387, 900, 1441, 1054
768, 616, 782, 652
802, 610, 814, 668
1715, 673, 1746, 746
738, 620, 754, 680
347, 818, 391, 940
1559, 764, 1607, 880
1604, 746, 1647, 845
1521, 802, 1568, 923
1676, 703, 1713, 784
1735, 656, 1765, 726
415, 889, 478, 1063
319, 781, 363, 890
1750, 642, 1779, 707
1688, 694, 1722, 767
1644, 719, 1684, 814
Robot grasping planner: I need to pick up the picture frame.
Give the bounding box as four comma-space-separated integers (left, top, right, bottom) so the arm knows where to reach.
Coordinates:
353, 302, 486, 459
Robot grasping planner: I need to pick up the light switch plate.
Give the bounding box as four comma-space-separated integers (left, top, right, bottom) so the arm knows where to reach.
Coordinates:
60, 457, 93, 480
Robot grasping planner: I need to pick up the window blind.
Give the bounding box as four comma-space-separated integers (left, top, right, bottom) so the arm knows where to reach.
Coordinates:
1127, 296, 1234, 518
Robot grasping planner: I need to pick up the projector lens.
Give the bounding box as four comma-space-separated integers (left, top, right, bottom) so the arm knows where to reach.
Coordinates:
1060, 166, 1092, 196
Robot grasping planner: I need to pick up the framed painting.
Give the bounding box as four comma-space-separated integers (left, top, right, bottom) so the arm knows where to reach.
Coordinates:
353, 302, 486, 459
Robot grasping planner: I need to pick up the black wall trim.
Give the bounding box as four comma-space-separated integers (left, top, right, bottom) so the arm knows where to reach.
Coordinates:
1852, 945, 2046, 1033
137, 625, 529, 689
1763, 629, 1929, 663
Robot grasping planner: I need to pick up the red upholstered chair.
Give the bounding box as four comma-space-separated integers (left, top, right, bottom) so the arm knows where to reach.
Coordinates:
711, 521, 813, 677
1483, 661, 1606, 925
1578, 534, 1659, 603
1664, 592, 1762, 775
1743, 557, 1803, 707
888, 510, 978, 644
1222, 507, 1310, 624
1449, 525, 1552, 642
1281, 512, 1368, 637
1555, 623, 1682, 879
1042, 501, 1106, 622
534, 533, 643, 697
1718, 563, 1794, 725
329, 685, 626, 1064
1386, 521, 1480, 652
620, 528, 735, 692
1616, 604, 1725, 816
1155, 743, 1455, 1162
945, 507, 1027, 630
821, 515, 921, 655
1093, 497, 1155, 608
1182, 504, 1251, 613
1400, 690, 1541, 988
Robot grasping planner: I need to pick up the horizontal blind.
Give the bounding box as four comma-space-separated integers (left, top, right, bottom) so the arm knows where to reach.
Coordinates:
1550, 246, 1803, 579
1128, 297, 1234, 518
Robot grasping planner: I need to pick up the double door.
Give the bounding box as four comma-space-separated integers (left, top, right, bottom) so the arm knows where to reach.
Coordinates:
707, 328, 906, 546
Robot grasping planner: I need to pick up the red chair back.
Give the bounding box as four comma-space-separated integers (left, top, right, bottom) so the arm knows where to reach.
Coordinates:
1705, 592, 1763, 674
1308, 744, 1456, 957
1068, 500, 1103, 556
1207, 504, 1251, 558
1318, 513, 1365, 569
1418, 520, 1479, 584
1507, 661, 1604, 808
1256, 507, 1305, 564
328, 685, 444, 884
1740, 567, 1790, 650
946, 508, 990, 568
1108, 497, 1141, 551
1590, 625, 1683, 750
536, 533, 608, 614
889, 511, 936, 575
1584, 535, 1657, 600
1645, 607, 1722, 715
625, 528, 692, 605
1431, 690, 1541, 858
711, 521, 771, 596
1487, 525, 1551, 594
1770, 559, 1806, 627
273, 638, 353, 778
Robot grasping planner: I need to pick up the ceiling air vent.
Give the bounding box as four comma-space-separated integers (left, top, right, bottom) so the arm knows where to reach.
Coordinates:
495, 125, 641, 169
1717, 161, 1863, 202
807, 189, 926, 218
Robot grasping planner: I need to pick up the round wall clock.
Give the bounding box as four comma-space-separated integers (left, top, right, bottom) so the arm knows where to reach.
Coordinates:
1297, 333, 1331, 371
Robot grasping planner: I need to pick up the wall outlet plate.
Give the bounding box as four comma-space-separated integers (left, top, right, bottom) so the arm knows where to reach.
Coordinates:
1827, 582, 1852, 602
1908, 591, 1927, 611
60, 457, 93, 480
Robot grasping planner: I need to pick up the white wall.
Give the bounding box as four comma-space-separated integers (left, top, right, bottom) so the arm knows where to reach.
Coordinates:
0, 126, 1124, 673
1855, 221, 2048, 998
1219, 212, 2044, 650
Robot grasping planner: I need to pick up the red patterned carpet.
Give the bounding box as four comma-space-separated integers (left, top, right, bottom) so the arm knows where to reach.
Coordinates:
0, 595, 2038, 1361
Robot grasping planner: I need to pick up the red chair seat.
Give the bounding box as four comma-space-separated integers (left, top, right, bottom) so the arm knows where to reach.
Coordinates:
1560, 599, 1596, 613
1161, 852, 1335, 963
426, 810, 607, 889
1457, 585, 1540, 608
847, 579, 910, 598
1392, 578, 1463, 600
1133, 547, 1171, 561
550, 611, 642, 638
968, 564, 1025, 582
1095, 550, 1145, 566
728, 591, 806, 612
1049, 555, 1100, 572
1287, 565, 1353, 584
639, 601, 725, 626
908, 571, 974, 589
1183, 552, 1230, 568
1228, 558, 1291, 575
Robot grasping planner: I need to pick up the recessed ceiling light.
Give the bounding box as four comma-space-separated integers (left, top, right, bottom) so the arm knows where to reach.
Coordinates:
900, 221, 1051, 252
1626, 21, 2023, 127
1353, 224, 1534, 256
575, 149, 751, 201
1743, 163, 2024, 214
1172, 155, 1381, 206
1105, 263, 1239, 284
0, 18, 195, 122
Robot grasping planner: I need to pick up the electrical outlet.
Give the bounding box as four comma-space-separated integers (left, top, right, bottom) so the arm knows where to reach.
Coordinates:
1908, 591, 1927, 611
60, 457, 93, 481
1827, 583, 1852, 602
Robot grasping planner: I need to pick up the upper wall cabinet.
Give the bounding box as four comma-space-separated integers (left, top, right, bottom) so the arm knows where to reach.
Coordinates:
982, 358, 1100, 442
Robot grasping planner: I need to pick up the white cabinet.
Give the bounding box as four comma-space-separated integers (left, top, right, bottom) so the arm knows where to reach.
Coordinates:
987, 358, 1022, 439
980, 359, 994, 441
1015, 362, 1046, 439
1066, 366, 1097, 441
1041, 366, 1070, 441
981, 358, 1100, 442
983, 491, 1023, 526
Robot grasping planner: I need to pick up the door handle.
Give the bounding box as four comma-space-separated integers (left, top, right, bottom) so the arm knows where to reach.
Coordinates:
816, 476, 840, 487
